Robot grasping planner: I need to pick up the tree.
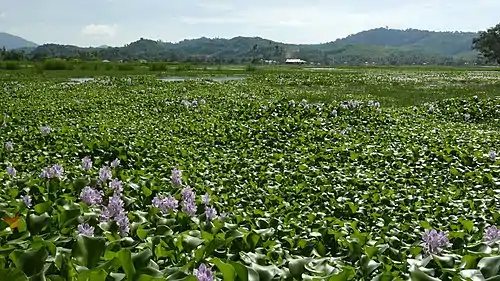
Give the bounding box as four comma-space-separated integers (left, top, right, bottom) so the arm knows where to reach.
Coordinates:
472, 23, 500, 64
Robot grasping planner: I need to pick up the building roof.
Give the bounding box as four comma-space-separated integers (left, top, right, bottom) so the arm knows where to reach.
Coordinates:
285, 58, 306, 63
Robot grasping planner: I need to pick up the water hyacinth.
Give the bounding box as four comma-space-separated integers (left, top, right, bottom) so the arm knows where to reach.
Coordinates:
201, 193, 210, 205
110, 158, 120, 168
22, 194, 32, 208
40, 164, 64, 179
109, 179, 123, 195
200, 99, 206, 105
101, 194, 130, 236
464, 113, 471, 121
99, 166, 112, 182
489, 151, 497, 162
6, 165, 16, 177
421, 229, 449, 254
172, 168, 182, 186
78, 223, 95, 236
331, 109, 338, 117
428, 105, 435, 113
81, 156, 92, 171
205, 205, 217, 221
5, 141, 13, 151
182, 199, 197, 216
41, 125, 51, 135
152, 195, 179, 213
194, 264, 214, 281
80, 186, 103, 205
484, 226, 500, 242
181, 187, 195, 202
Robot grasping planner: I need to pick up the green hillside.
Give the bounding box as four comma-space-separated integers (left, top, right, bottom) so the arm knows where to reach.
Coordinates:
3, 28, 487, 65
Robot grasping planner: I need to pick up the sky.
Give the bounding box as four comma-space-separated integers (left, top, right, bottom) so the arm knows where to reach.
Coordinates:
1, 0, 500, 47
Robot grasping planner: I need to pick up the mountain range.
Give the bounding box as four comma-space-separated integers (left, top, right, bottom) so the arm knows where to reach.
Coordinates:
0, 28, 483, 65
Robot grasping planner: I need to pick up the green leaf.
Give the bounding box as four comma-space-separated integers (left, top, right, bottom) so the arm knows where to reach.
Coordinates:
72, 236, 106, 269
117, 249, 136, 280
288, 258, 309, 280
409, 268, 441, 281
0, 268, 28, 281
211, 258, 236, 281
228, 261, 248, 281
479, 256, 500, 278
34, 202, 52, 214
9, 247, 48, 277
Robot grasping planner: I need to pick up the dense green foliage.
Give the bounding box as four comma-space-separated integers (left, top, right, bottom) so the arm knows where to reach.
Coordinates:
2, 69, 500, 280
0, 28, 486, 65
473, 23, 500, 64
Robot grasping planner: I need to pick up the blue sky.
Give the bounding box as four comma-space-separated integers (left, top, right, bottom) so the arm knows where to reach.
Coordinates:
1, 0, 500, 47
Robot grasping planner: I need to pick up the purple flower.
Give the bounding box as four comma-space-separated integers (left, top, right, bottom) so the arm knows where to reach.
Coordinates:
109, 179, 123, 195
5, 141, 13, 151
152, 195, 178, 213
422, 229, 449, 254
205, 206, 217, 221
22, 194, 32, 208
80, 186, 103, 205
41, 126, 51, 135
182, 199, 197, 216
78, 223, 95, 236
201, 193, 210, 205
41, 164, 64, 179
99, 166, 112, 182
100, 194, 129, 236
489, 151, 497, 162
484, 226, 500, 242
81, 157, 92, 171
6, 165, 16, 177
194, 264, 214, 281
110, 159, 120, 168
115, 212, 130, 236
181, 187, 195, 203
171, 168, 182, 186
52, 164, 64, 178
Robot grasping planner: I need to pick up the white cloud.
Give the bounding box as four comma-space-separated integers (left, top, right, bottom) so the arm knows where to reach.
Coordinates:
0, 12, 5, 18
81, 24, 118, 37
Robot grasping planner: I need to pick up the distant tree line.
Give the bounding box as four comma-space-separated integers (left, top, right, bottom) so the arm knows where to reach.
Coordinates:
1, 27, 500, 66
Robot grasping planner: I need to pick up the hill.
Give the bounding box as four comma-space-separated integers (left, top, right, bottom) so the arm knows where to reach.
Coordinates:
6, 28, 487, 65
0, 32, 38, 50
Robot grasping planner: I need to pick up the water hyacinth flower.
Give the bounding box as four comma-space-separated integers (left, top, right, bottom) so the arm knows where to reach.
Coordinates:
152, 195, 178, 213
331, 109, 338, 117
428, 105, 434, 113
5, 141, 13, 151
115, 212, 130, 236
172, 168, 182, 186
99, 166, 112, 182
200, 99, 206, 105
101, 194, 130, 236
289, 100, 295, 107
194, 264, 214, 281
78, 223, 95, 236
6, 165, 16, 177
181, 187, 195, 202
109, 179, 123, 195
205, 206, 217, 221
201, 193, 210, 205
489, 151, 497, 162
182, 199, 197, 216
421, 229, 449, 254
40, 164, 64, 179
80, 186, 103, 205
484, 226, 500, 242
110, 158, 120, 168
22, 194, 32, 208
41, 126, 51, 135
464, 113, 471, 121
81, 156, 92, 171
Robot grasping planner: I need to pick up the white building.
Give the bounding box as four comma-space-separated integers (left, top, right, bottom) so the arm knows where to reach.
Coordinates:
285, 58, 307, 64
